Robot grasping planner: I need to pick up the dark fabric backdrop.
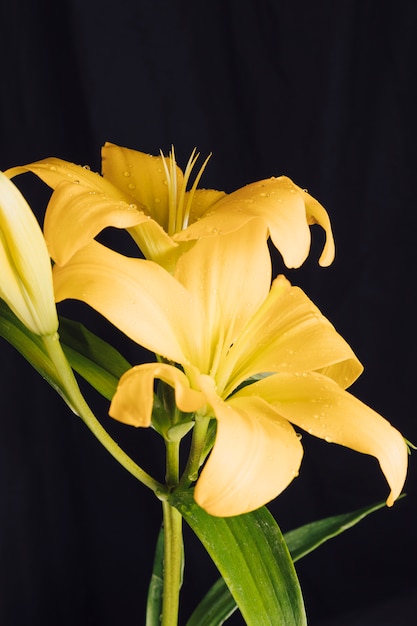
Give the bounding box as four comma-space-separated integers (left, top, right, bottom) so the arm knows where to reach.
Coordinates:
1, 1, 416, 624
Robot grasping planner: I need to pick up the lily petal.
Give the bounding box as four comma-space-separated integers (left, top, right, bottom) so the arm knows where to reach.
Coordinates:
44, 180, 148, 265
303, 189, 335, 266
194, 376, 303, 516
52, 240, 200, 364
109, 362, 205, 427
0, 172, 58, 335
102, 142, 181, 230
176, 176, 334, 268
6, 157, 111, 192
174, 222, 271, 375
219, 274, 362, 396
185, 188, 227, 224
238, 372, 408, 506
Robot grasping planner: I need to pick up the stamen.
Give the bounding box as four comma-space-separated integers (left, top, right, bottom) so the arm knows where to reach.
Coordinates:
182, 152, 212, 230
159, 147, 211, 235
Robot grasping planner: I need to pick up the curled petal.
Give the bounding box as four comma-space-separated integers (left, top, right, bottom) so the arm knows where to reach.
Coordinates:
52, 240, 199, 364
176, 176, 334, 268
194, 376, 304, 516
219, 274, 362, 396
109, 362, 205, 427
303, 189, 335, 266
6, 157, 109, 191
238, 372, 408, 506
44, 180, 148, 265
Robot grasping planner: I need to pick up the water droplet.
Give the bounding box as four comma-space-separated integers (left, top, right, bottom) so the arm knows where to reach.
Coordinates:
154, 197, 161, 203
325, 436, 333, 443
123, 171, 131, 177
128, 183, 136, 190
83, 164, 91, 170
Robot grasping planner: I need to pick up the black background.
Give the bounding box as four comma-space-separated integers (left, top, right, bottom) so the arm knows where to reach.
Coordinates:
1, 1, 416, 624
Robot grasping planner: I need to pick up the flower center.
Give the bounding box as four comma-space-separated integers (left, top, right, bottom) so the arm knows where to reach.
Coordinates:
160, 147, 211, 236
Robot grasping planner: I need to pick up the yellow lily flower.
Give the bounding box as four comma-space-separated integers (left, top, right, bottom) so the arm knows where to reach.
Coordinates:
0, 171, 58, 335
51, 223, 407, 517
6, 142, 334, 271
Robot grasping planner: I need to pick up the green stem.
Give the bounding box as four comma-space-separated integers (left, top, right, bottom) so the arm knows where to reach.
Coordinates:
178, 415, 210, 489
42, 332, 167, 496
161, 438, 183, 626
161, 501, 183, 626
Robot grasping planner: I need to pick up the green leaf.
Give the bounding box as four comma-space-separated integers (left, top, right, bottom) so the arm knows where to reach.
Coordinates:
59, 317, 132, 400
186, 498, 397, 625
186, 577, 237, 626
172, 490, 306, 626
146, 525, 165, 626
284, 498, 392, 562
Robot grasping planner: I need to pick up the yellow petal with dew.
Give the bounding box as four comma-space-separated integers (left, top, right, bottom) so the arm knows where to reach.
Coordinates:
185, 188, 227, 225
194, 375, 304, 516
102, 142, 182, 231
6, 157, 111, 192
219, 274, 362, 397
0, 172, 58, 335
44, 180, 149, 265
52, 240, 198, 364
238, 372, 408, 506
176, 175, 334, 268
109, 362, 205, 427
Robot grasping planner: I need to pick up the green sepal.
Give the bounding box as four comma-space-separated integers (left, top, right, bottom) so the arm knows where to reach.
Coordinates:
172, 490, 306, 626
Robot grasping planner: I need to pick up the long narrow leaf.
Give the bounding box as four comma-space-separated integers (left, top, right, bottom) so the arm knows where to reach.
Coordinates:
186, 498, 395, 625
146, 526, 165, 626
172, 490, 306, 626
186, 577, 237, 626
59, 317, 131, 400
284, 498, 391, 562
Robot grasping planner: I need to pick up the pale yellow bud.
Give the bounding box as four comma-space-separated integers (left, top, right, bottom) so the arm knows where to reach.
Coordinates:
0, 171, 58, 335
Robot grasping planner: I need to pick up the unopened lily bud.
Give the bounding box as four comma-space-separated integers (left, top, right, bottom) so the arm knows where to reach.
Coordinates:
0, 171, 58, 335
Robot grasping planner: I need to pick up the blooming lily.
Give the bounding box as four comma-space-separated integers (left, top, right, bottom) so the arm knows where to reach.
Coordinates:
50, 222, 407, 516
6, 143, 334, 272
0, 171, 58, 336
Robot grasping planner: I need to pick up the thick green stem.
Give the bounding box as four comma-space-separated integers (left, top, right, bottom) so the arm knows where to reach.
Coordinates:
161, 501, 183, 626
160, 438, 183, 626
178, 415, 211, 489
42, 332, 167, 496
